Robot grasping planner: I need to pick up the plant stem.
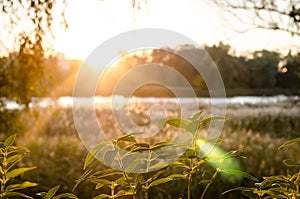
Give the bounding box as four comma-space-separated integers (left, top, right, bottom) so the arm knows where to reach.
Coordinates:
187, 130, 197, 199
188, 157, 194, 199
296, 172, 300, 195
116, 151, 136, 198
200, 168, 219, 199
145, 151, 151, 199
188, 171, 191, 199
1, 150, 8, 194
111, 181, 115, 196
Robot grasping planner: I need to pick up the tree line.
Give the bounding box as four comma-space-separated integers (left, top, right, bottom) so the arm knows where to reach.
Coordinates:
0, 42, 299, 106
92, 43, 300, 97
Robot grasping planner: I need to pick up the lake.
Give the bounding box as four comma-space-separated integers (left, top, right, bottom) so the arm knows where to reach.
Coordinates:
4, 95, 299, 110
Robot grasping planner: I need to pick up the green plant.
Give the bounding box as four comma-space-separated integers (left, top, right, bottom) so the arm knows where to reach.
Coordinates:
36, 185, 78, 199
0, 134, 37, 198
224, 137, 300, 199
166, 111, 257, 199
75, 111, 258, 198
75, 133, 181, 199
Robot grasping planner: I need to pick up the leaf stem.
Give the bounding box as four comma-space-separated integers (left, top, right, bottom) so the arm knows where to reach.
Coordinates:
200, 168, 219, 199
1, 149, 8, 194
116, 151, 136, 198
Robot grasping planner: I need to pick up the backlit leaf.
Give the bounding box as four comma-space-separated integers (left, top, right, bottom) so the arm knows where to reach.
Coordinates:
219, 169, 258, 181
165, 118, 189, 128
6, 167, 36, 180
191, 111, 204, 120
6, 181, 37, 192
93, 194, 110, 199
283, 159, 300, 166
278, 137, 300, 149
117, 134, 137, 143
46, 185, 60, 198
84, 142, 110, 169
148, 177, 173, 188
53, 193, 78, 199
4, 134, 16, 147
199, 116, 226, 125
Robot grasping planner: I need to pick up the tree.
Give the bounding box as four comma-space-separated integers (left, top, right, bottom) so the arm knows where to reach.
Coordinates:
248, 50, 280, 88
205, 42, 250, 89
213, 0, 300, 36
276, 52, 300, 89
0, 0, 67, 107
1, 0, 67, 54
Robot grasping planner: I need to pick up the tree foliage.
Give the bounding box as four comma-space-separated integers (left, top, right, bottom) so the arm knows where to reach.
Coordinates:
0, 0, 67, 107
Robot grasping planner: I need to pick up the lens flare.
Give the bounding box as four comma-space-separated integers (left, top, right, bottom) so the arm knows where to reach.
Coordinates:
197, 139, 243, 182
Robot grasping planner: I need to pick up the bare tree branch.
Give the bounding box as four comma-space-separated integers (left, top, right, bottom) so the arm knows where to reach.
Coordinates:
213, 0, 300, 37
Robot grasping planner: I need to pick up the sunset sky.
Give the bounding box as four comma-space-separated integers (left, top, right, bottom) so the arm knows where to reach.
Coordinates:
1, 0, 298, 60
51, 0, 300, 60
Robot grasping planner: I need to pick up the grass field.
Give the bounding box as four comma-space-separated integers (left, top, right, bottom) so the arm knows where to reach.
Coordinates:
1, 99, 299, 198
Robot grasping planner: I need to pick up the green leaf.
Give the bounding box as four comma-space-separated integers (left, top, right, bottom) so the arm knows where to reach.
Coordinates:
135, 173, 145, 185
7, 154, 23, 164
241, 190, 259, 199
95, 183, 104, 190
52, 193, 78, 199
114, 190, 134, 197
167, 173, 187, 180
170, 161, 190, 169
186, 120, 199, 133
7, 154, 24, 169
219, 170, 258, 181
94, 171, 123, 179
93, 194, 110, 199
149, 162, 169, 170
206, 138, 225, 144
165, 118, 189, 128
117, 134, 137, 143
84, 142, 110, 169
6, 181, 37, 192
199, 180, 211, 184
222, 187, 257, 195
263, 175, 289, 183
104, 149, 117, 166
73, 168, 94, 191
129, 143, 150, 152
125, 158, 147, 173
183, 148, 198, 159
93, 168, 121, 177
6, 167, 36, 180
150, 141, 172, 151
220, 149, 244, 162
199, 116, 226, 125
146, 169, 166, 183
46, 185, 60, 198
3, 191, 33, 198
8, 146, 29, 154
196, 159, 207, 166
282, 159, 300, 166
191, 111, 204, 120
148, 177, 173, 188
93, 179, 112, 186
4, 134, 16, 147
278, 137, 300, 149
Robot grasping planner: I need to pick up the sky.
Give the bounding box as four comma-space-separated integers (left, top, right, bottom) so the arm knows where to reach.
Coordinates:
50, 0, 299, 60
